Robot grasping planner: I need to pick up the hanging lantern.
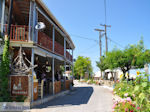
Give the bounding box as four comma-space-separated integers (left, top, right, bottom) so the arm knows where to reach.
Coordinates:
35, 56, 38, 61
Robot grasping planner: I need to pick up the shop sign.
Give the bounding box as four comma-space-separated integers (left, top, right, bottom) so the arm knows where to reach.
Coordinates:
10, 76, 28, 96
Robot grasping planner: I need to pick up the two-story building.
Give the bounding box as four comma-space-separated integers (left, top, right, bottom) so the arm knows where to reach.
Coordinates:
0, 0, 75, 104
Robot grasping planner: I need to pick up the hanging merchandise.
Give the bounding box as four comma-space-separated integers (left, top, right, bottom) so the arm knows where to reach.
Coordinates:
45, 57, 51, 73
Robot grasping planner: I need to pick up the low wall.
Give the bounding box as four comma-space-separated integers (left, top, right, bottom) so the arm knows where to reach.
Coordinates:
54, 80, 72, 94
54, 81, 61, 94
65, 80, 72, 90
102, 80, 114, 87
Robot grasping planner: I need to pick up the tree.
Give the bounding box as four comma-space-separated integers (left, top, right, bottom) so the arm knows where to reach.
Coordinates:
96, 39, 150, 80
74, 56, 93, 79
96, 56, 108, 72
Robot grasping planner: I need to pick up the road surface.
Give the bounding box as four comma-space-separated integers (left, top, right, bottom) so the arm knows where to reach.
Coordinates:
31, 80, 113, 112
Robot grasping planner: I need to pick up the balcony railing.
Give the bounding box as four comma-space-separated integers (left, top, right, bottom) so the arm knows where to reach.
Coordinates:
55, 41, 64, 56
38, 32, 53, 51
66, 51, 73, 62
3, 24, 29, 42
2, 24, 73, 61
38, 32, 73, 61
38, 32, 65, 57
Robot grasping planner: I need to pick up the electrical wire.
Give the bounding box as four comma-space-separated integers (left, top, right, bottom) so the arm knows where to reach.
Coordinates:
107, 37, 125, 48
70, 34, 98, 42
71, 33, 124, 49
78, 43, 99, 54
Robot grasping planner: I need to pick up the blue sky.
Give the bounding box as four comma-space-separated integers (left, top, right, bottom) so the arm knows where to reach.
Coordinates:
43, 0, 150, 73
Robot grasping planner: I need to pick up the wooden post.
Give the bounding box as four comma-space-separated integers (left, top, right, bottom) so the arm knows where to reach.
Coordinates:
52, 26, 55, 52
69, 45, 71, 61
7, 0, 13, 37
32, 2, 36, 42
52, 57, 55, 95
31, 48, 35, 102
0, 0, 5, 35
64, 61, 66, 90
64, 38, 66, 58
28, 1, 36, 42
28, 0, 33, 41
94, 29, 105, 80
35, 9, 38, 43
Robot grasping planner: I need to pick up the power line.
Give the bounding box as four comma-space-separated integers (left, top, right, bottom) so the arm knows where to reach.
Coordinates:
78, 43, 99, 54
107, 37, 125, 48
70, 34, 98, 42
71, 33, 124, 49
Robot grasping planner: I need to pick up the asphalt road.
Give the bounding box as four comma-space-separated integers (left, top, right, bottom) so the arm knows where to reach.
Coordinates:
31, 81, 113, 112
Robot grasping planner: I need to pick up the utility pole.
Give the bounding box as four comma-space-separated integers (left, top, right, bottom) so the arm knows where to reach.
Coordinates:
100, 24, 111, 53
94, 29, 104, 57
94, 29, 104, 79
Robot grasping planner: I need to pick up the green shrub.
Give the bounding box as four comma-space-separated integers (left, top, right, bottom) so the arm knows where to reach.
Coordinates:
132, 73, 150, 112
113, 98, 141, 112
0, 36, 11, 102
113, 72, 150, 112
113, 81, 134, 99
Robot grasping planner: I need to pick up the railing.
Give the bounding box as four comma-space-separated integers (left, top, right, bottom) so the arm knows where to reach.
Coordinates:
66, 51, 73, 62
38, 32, 72, 61
3, 24, 29, 42
55, 41, 64, 56
38, 32, 53, 51
1, 24, 73, 61
38, 32, 65, 56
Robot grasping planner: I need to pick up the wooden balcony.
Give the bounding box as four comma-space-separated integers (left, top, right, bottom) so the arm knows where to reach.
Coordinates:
3, 24, 29, 42
38, 32, 72, 61
66, 51, 73, 62
38, 32, 53, 51
54, 40, 64, 56
3, 24, 73, 61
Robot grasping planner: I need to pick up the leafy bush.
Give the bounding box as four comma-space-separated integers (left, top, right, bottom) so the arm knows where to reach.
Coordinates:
113, 72, 150, 112
113, 81, 134, 99
113, 98, 141, 112
132, 73, 150, 112
0, 36, 11, 102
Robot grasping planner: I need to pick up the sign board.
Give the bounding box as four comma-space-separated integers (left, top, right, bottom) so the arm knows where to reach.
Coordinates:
10, 76, 28, 96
